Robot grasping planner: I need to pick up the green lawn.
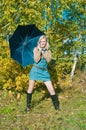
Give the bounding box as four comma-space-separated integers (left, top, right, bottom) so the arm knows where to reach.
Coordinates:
0, 84, 86, 130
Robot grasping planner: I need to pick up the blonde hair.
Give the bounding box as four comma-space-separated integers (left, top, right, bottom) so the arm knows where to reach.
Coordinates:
37, 35, 50, 50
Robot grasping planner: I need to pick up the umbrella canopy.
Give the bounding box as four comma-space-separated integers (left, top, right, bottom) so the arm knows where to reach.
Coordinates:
9, 24, 44, 66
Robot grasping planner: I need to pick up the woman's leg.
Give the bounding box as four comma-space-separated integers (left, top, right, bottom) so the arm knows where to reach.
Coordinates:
44, 81, 60, 110
44, 81, 55, 95
27, 80, 35, 93
26, 80, 35, 111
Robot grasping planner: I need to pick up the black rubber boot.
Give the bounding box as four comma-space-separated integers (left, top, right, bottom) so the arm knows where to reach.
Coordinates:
51, 94, 60, 110
25, 93, 32, 112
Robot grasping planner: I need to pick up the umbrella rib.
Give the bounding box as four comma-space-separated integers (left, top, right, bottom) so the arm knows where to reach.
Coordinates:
26, 46, 33, 58
9, 24, 44, 66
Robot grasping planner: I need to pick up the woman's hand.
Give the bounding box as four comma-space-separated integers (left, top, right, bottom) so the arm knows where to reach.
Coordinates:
37, 46, 42, 52
42, 50, 52, 63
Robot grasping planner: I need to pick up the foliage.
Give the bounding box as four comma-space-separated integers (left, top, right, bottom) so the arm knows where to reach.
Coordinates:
0, 0, 86, 93
0, 41, 31, 92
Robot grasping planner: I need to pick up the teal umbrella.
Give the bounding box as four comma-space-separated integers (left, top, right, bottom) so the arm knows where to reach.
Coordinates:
9, 24, 44, 66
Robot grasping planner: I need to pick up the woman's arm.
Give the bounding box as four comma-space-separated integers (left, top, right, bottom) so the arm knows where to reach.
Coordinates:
33, 47, 41, 63
42, 50, 52, 63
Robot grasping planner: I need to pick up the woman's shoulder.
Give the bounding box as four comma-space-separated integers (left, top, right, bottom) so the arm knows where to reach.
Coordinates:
34, 47, 38, 50
33, 47, 38, 52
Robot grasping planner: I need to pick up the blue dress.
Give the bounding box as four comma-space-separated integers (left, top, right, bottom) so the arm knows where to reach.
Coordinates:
29, 58, 50, 81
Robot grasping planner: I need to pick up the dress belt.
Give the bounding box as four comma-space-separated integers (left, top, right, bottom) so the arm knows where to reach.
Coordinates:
33, 64, 47, 70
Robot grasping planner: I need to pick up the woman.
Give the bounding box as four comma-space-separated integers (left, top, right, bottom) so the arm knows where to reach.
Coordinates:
25, 35, 59, 111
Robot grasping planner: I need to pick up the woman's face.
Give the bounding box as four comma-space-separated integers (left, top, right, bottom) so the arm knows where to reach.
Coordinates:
39, 38, 47, 48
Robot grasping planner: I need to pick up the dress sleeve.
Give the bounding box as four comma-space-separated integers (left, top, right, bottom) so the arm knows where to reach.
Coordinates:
33, 47, 41, 63
42, 50, 52, 63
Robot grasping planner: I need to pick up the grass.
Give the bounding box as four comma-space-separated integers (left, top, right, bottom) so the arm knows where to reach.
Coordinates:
0, 72, 86, 130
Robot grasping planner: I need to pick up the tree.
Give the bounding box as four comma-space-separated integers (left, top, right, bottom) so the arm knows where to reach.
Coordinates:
0, 0, 85, 93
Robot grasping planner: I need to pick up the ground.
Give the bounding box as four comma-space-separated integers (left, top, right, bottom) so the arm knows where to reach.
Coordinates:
0, 71, 86, 130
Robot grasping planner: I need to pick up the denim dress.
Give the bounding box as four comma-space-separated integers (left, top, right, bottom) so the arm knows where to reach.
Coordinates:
29, 58, 50, 81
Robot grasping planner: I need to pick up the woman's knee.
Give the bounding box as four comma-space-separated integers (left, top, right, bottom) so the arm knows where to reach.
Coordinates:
44, 81, 55, 95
